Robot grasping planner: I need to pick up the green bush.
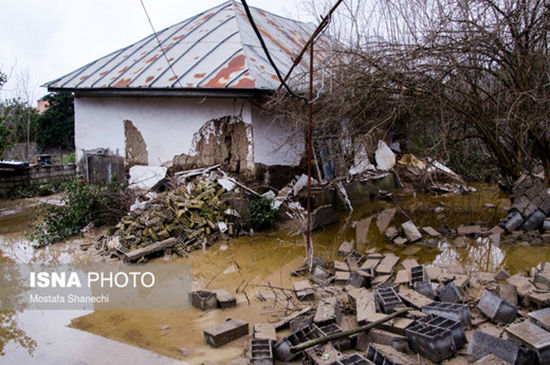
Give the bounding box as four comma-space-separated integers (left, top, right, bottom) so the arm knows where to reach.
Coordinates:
29, 179, 127, 247
249, 197, 277, 230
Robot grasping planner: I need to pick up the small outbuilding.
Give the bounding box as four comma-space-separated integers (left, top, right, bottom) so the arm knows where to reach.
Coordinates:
45, 1, 317, 179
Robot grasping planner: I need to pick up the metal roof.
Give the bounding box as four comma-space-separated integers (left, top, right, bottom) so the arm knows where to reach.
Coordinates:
45, 0, 320, 93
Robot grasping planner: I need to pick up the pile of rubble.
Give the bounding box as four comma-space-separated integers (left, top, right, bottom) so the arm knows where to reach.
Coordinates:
97, 170, 242, 262
192, 245, 550, 365
500, 173, 550, 235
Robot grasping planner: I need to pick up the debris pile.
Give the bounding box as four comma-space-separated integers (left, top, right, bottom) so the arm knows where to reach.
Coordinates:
500, 173, 550, 234
98, 171, 240, 262
194, 243, 550, 365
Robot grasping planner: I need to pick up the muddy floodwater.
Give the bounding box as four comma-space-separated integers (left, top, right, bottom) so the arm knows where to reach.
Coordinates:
2, 184, 550, 364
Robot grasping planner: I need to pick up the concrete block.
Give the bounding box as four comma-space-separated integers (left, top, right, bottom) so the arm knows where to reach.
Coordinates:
253, 323, 277, 342
357, 293, 385, 325
204, 319, 248, 348
398, 288, 433, 309
273, 325, 318, 361
500, 210, 524, 233
414, 280, 435, 299
375, 286, 404, 314
477, 290, 517, 324
305, 343, 342, 365
468, 330, 536, 364
294, 280, 315, 301
405, 321, 457, 362
334, 271, 350, 286
529, 308, 550, 332
422, 226, 441, 237
422, 302, 471, 327
250, 338, 274, 365
522, 210, 545, 231
401, 220, 422, 243
376, 254, 400, 275
497, 284, 518, 306
213, 289, 236, 308
506, 275, 535, 298
384, 226, 399, 241
417, 314, 467, 349
438, 281, 464, 303
349, 269, 372, 288
314, 297, 341, 325
333, 260, 349, 272
190, 290, 217, 310
337, 241, 354, 256
506, 320, 550, 365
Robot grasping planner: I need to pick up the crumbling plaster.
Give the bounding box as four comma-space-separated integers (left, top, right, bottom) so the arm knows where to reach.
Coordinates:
74, 95, 303, 169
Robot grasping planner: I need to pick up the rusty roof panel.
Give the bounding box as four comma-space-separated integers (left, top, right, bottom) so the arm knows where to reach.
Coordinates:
45, 0, 317, 92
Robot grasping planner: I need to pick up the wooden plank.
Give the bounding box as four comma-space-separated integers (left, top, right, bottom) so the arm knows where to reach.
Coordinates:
124, 237, 178, 261
204, 319, 249, 348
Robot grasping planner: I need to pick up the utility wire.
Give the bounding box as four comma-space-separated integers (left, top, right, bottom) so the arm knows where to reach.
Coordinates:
240, 0, 308, 102
139, 0, 184, 88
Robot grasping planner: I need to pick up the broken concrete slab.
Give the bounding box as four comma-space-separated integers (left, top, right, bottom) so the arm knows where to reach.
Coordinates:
375, 140, 396, 170
473, 355, 512, 365
393, 236, 408, 246
355, 217, 372, 246
477, 290, 517, 324
401, 220, 422, 243
361, 257, 382, 272
293, 280, 315, 302
273, 306, 313, 331
334, 271, 350, 286
497, 283, 518, 306
529, 308, 550, 332
414, 280, 436, 299
426, 265, 442, 281
366, 343, 416, 365
495, 269, 511, 281
528, 291, 550, 308
204, 319, 249, 348
337, 241, 354, 256
213, 288, 237, 308
376, 208, 396, 234
394, 270, 410, 285
360, 328, 409, 353
349, 269, 372, 288
314, 297, 341, 325
384, 226, 399, 241
371, 275, 391, 285
253, 323, 277, 342
457, 225, 483, 236
304, 343, 342, 365
398, 288, 433, 309
422, 226, 441, 237
506, 320, 550, 363
507, 275, 535, 298
333, 260, 349, 272
376, 254, 400, 275
468, 330, 536, 365
289, 314, 314, 333
357, 292, 385, 325
401, 259, 420, 270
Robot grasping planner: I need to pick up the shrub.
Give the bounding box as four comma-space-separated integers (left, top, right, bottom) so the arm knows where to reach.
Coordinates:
29, 179, 128, 247
249, 197, 277, 230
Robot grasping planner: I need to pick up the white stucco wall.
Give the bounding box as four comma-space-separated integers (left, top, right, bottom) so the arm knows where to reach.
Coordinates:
74, 95, 303, 167
251, 103, 304, 166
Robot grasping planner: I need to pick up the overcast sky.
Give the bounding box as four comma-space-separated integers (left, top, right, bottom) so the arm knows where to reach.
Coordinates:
0, 0, 313, 105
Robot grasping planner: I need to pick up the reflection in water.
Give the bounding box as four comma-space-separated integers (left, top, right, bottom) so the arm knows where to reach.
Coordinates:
432, 238, 505, 273
0, 254, 36, 357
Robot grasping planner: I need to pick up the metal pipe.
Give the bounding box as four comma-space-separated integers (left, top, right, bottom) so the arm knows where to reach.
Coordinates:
306, 42, 314, 269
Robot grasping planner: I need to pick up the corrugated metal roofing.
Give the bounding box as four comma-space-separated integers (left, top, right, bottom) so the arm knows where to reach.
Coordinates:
46, 0, 321, 92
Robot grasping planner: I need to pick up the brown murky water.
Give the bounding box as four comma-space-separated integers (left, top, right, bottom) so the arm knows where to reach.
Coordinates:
2, 184, 550, 364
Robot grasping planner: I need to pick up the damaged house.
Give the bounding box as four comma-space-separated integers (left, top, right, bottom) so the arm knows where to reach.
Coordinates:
44, 1, 316, 180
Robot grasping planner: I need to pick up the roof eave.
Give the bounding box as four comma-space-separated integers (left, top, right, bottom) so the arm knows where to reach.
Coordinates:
48, 87, 272, 99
